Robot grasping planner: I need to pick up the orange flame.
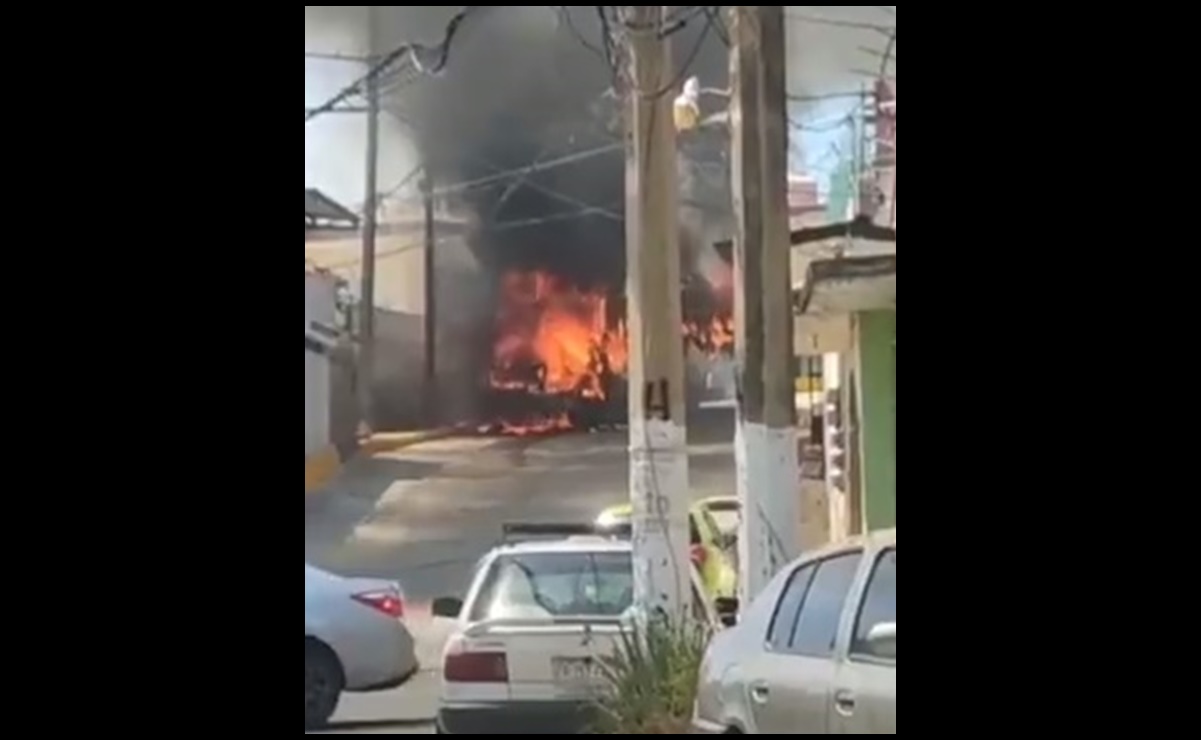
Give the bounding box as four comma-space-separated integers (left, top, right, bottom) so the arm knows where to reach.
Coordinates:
483, 269, 734, 436
489, 271, 627, 402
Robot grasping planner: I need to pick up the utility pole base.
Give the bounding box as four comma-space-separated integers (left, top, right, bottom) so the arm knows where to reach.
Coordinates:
736, 419, 800, 602
629, 417, 692, 620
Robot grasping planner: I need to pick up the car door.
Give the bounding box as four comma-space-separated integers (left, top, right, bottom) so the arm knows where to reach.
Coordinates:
744, 550, 863, 732
832, 547, 896, 733
741, 560, 816, 732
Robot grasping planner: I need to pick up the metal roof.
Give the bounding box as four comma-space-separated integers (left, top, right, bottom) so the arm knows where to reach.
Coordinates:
305, 189, 358, 230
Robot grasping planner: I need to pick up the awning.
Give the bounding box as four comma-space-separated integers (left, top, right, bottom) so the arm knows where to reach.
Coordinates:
305, 189, 359, 231
795, 254, 896, 315
713, 215, 896, 263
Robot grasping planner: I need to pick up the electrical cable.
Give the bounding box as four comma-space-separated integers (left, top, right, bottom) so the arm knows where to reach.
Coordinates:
785, 12, 894, 33
431, 143, 624, 198
704, 7, 729, 47
347, 143, 625, 215
484, 146, 623, 222
305, 6, 484, 123
319, 205, 619, 271
619, 5, 715, 101
557, 6, 607, 61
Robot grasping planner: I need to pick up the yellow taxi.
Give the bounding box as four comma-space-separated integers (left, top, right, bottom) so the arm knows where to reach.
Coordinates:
595, 500, 739, 607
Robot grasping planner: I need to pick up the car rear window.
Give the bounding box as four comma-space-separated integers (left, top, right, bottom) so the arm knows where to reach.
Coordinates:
470, 552, 633, 621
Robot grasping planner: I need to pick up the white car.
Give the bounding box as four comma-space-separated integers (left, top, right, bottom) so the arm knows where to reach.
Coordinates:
692, 529, 896, 733
430, 524, 718, 734
304, 563, 420, 729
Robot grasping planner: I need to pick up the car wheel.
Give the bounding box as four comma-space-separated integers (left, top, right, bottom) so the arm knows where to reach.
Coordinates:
305, 640, 344, 729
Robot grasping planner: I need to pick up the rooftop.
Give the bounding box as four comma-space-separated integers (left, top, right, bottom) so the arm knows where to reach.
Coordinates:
305, 189, 358, 230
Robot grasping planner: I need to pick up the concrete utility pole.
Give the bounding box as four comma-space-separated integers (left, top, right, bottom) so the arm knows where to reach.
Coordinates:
729, 6, 801, 602
357, 5, 380, 435
622, 5, 691, 620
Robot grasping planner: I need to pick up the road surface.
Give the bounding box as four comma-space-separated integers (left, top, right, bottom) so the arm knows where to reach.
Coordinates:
305, 415, 735, 733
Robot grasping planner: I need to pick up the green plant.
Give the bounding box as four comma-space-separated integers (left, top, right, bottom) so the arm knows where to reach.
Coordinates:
590, 616, 710, 733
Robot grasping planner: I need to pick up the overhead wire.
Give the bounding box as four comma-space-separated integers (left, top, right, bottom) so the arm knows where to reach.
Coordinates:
430, 143, 624, 198
321, 204, 621, 271
305, 6, 484, 123
785, 12, 894, 33
557, 6, 607, 62
703, 7, 729, 46
613, 4, 716, 100
485, 146, 624, 222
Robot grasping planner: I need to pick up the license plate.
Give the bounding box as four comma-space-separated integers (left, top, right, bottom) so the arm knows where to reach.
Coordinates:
552, 656, 603, 685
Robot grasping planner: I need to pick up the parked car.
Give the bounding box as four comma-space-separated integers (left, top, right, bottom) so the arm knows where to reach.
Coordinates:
595, 502, 738, 608
430, 523, 720, 734
304, 563, 420, 729
696, 495, 740, 540
692, 529, 896, 733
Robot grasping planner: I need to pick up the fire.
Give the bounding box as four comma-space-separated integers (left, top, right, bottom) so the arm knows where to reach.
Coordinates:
486, 271, 627, 436
482, 269, 734, 436
684, 316, 734, 354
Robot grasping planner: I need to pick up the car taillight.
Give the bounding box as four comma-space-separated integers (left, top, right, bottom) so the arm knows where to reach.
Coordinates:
444, 651, 509, 683
352, 590, 404, 618
691, 544, 707, 566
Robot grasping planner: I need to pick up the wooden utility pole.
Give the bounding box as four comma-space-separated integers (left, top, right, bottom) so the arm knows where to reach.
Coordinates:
357, 5, 380, 435
730, 6, 801, 602
622, 5, 691, 619
422, 171, 438, 425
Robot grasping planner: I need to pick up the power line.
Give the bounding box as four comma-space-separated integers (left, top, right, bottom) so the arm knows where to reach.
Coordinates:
305, 51, 371, 62
431, 143, 623, 198
305, 7, 484, 124
482, 145, 622, 221
557, 6, 607, 61
785, 12, 894, 33
704, 7, 730, 46
303, 106, 369, 115
789, 90, 872, 103
619, 4, 716, 100
321, 206, 617, 270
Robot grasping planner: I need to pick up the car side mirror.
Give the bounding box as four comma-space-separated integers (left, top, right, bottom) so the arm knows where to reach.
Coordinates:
431, 596, 463, 619
714, 597, 739, 627
866, 621, 896, 658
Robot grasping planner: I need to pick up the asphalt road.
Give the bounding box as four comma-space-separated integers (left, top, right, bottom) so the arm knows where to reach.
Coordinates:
304, 414, 735, 733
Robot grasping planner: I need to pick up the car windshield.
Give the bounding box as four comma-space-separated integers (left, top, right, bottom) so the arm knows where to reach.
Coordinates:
470, 551, 633, 621
705, 505, 740, 539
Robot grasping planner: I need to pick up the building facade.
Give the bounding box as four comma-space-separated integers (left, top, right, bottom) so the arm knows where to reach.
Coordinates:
305, 271, 337, 458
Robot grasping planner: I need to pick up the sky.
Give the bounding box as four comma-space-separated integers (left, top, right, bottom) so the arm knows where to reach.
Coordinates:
304, 6, 894, 210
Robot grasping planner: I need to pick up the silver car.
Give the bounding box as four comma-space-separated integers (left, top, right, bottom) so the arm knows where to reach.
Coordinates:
304, 564, 420, 729
692, 529, 896, 733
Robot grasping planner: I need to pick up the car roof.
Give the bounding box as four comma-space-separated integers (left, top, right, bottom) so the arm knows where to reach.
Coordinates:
802, 528, 896, 562
494, 537, 633, 556
697, 495, 740, 510
600, 501, 722, 519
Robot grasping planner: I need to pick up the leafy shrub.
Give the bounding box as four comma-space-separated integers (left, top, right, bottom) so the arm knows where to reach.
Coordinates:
591, 615, 710, 733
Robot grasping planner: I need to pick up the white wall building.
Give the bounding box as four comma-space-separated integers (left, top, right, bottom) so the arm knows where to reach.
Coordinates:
305, 271, 338, 457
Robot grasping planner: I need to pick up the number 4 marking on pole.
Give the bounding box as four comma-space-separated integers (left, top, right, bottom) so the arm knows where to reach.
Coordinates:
644, 379, 671, 421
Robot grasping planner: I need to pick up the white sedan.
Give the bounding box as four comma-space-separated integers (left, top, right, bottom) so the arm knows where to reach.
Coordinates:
692, 529, 896, 733
430, 524, 718, 734
304, 564, 419, 729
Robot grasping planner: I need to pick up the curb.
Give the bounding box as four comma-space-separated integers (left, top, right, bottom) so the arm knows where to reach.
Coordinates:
304, 446, 341, 498
357, 428, 454, 455
305, 429, 453, 501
